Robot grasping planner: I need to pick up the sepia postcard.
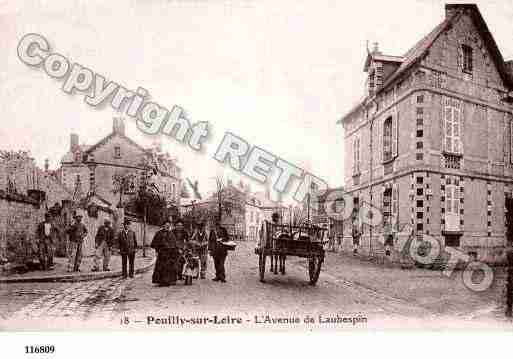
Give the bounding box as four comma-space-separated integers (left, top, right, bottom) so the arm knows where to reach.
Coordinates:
1, 0, 513, 344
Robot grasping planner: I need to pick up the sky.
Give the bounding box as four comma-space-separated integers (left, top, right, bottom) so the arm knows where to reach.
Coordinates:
1, 0, 512, 201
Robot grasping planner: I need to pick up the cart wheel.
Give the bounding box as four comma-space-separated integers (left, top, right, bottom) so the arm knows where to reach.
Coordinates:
308, 256, 323, 285
259, 253, 266, 282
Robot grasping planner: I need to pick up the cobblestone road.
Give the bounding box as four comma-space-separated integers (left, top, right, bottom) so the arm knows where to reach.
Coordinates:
0, 242, 510, 330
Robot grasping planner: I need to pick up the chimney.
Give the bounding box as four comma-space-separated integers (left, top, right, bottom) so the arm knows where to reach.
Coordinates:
113, 117, 126, 135
372, 42, 381, 55
445, 4, 475, 19
70, 133, 79, 152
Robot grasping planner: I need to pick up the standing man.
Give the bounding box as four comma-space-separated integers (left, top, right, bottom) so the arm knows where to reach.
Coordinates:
92, 219, 114, 272
208, 219, 230, 283
351, 209, 361, 255
67, 214, 88, 272
36, 213, 55, 270
118, 219, 137, 278
190, 221, 208, 279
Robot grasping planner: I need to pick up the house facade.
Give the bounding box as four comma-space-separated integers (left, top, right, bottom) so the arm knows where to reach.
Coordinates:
60, 117, 182, 209
339, 4, 513, 263
245, 189, 285, 241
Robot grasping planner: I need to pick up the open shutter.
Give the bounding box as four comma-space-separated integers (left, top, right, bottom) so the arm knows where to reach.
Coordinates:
377, 119, 383, 164
510, 118, 513, 164
392, 115, 398, 158
352, 138, 356, 175
392, 183, 399, 230
459, 102, 464, 155
453, 108, 460, 154
356, 138, 360, 173
442, 98, 447, 153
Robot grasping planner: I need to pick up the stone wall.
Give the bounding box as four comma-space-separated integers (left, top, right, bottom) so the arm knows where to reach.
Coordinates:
0, 193, 44, 264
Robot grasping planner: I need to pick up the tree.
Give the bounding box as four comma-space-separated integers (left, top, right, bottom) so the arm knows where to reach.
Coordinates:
112, 171, 136, 208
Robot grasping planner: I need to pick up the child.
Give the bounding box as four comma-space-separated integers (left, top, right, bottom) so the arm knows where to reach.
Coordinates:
182, 248, 200, 285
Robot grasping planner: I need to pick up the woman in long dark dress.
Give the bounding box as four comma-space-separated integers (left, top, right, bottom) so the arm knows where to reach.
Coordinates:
151, 220, 179, 286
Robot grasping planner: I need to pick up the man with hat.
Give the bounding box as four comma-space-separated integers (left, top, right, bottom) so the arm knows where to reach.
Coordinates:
117, 219, 137, 278
190, 221, 209, 279
208, 218, 230, 283
92, 219, 115, 272
66, 213, 88, 272
36, 213, 56, 270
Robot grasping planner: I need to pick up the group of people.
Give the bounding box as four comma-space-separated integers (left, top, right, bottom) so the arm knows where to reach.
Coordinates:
151, 218, 231, 286
36, 212, 138, 279
36, 211, 232, 284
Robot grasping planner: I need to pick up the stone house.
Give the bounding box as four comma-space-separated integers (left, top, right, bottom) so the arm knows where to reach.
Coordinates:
59, 117, 182, 209
338, 4, 513, 263
245, 189, 284, 241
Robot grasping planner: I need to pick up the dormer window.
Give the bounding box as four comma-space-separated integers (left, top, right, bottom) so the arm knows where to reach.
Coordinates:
114, 146, 121, 159
462, 45, 473, 74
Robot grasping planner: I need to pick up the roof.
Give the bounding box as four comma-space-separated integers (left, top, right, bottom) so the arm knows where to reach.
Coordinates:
363, 53, 404, 72
338, 4, 513, 125
85, 132, 148, 156
60, 145, 91, 163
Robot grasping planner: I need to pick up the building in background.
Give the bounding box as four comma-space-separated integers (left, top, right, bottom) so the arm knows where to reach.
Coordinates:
59, 117, 182, 209
338, 4, 513, 263
245, 189, 285, 241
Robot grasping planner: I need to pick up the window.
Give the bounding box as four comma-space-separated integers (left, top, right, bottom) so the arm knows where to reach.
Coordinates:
114, 146, 121, 158
416, 108, 423, 115
383, 117, 393, 162
443, 99, 462, 154
416, 153, 424, 160
417, 95, 424, 104
416, 141, 423, 149
462, 45, 473, 74
353, 137, 361, 174
446, 184, 459, 215
416, 118, 423, 126
417, 130, 423, 137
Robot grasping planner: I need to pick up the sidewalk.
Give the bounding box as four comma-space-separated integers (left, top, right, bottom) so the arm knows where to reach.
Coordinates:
0, 249, 155, 283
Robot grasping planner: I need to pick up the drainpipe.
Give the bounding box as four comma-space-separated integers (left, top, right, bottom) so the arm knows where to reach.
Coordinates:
369, 99, 378, 257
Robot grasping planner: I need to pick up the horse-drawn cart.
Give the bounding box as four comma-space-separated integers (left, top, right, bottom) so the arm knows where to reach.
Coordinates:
255, 220, 326, 285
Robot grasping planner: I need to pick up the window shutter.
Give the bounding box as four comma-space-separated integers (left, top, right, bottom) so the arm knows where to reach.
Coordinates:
392, 115, 398, 158
442, 97, 448, 153
356, 138, 360, 173
352, 138, 356, 175
510, 119, 513, 164
459, 102, 464, 155
377, 119, 382, 164
392, 184, 399, 228
453, 108, 460, 154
